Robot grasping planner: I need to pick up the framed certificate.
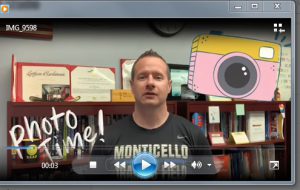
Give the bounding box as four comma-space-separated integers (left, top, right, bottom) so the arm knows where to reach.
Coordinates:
15, 62, 70, 102
120, 59, 135, 89
70, 66, 116, 102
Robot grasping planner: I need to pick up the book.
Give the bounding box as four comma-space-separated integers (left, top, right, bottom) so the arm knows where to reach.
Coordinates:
262, 144, 276, 179
192, 112, 207, 137
234, 114, 245, 132
88, 115, 96, 153
63, 117, 68, 159
228, 149, 274, 180
246, 111, 265, 143
265, 112, 270, 140
268, 112, 284, 140
213, 154, 231, 179
269, 112, 278, 139
220, 112, 230, 139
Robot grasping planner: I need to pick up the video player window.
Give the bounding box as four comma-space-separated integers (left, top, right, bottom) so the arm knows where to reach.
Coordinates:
0, 0, 295, 186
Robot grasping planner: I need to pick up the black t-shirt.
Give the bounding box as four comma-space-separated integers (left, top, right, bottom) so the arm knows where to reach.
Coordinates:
92, 113, 211, 157
91, 113, 215, 180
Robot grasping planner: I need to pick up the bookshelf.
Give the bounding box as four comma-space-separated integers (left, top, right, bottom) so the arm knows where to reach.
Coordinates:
6, 100, 291, 180
177, 101, 291, 180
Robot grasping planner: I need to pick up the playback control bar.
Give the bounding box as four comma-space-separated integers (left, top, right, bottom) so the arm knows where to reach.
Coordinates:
73, 153, 217, 178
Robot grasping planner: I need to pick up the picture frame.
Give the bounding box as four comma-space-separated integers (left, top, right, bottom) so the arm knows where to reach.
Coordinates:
120, 59, 135, 89
167, 64, 190, 100
208, 132, 226, 145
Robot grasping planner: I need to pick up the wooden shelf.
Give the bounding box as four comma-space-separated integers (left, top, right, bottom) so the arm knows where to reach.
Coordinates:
7, 101, 178, 117
211, 139, 285, 150
178, 101, 290, 114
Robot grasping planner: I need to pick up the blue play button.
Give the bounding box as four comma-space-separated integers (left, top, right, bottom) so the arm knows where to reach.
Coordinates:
132, 152, 158, 179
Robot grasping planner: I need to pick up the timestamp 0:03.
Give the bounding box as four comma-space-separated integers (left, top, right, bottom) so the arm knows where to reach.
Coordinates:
41, 162, 59, 169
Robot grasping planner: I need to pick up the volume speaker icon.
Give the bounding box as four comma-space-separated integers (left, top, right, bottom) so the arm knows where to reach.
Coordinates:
191, 161, 202, 169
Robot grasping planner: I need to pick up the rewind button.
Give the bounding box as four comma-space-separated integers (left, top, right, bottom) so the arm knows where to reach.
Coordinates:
114, 161, 126, 169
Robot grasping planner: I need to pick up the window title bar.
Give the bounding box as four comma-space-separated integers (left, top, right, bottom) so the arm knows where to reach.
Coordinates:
0, 1, 295, 18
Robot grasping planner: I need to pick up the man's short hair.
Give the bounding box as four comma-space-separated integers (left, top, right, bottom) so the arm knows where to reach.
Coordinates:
131, 49, 170, 80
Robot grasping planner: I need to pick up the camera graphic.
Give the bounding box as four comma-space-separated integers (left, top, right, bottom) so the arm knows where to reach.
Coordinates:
188, 35, 281, 101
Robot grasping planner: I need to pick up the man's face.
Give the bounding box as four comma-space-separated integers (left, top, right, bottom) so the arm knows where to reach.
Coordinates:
131, 56, 171, 107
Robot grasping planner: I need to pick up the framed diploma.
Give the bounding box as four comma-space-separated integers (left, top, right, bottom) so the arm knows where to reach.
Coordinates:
120, 59, 136, 89
15, 62, 70, 102
70, 66, 116, 102
168, 64, 189, 100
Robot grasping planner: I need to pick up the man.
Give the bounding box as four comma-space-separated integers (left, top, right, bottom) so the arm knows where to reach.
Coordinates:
92, 50, 214, 178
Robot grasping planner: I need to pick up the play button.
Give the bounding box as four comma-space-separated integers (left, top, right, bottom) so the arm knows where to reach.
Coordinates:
132, 152, 157, 179
142, 160, 151, 170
